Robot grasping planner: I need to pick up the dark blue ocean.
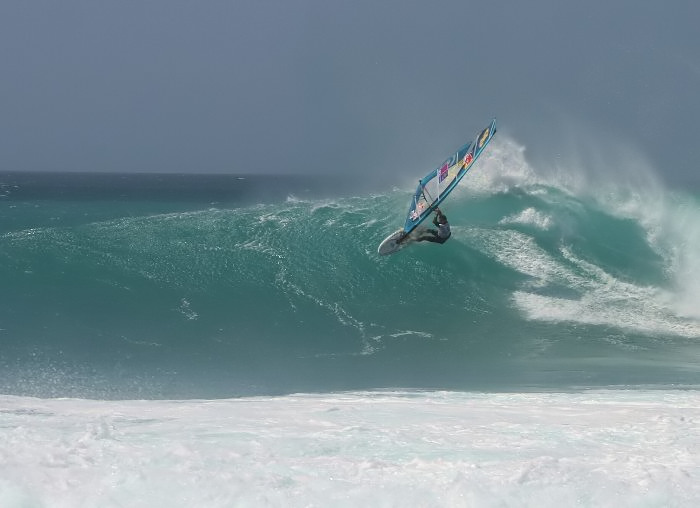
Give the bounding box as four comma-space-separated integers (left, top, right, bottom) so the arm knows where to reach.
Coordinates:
2, 140, 700, 399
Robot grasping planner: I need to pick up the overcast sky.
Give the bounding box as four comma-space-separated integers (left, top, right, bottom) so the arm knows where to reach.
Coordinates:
1, 1, 698, 184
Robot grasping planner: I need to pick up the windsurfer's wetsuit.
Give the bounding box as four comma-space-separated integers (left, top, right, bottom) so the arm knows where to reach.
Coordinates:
417, 211, 451, 244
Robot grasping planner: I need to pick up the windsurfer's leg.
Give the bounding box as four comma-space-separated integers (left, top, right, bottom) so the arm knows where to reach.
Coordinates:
435, 234, 450, 244
416, 229, 440, 242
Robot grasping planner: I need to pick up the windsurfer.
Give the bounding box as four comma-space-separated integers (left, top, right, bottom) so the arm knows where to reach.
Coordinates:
416, 208, 451, 244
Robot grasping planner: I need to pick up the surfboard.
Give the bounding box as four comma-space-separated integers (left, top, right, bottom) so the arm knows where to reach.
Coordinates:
378, 229, 408, 256
377, 227, 429, 256
377, 118, 497, 256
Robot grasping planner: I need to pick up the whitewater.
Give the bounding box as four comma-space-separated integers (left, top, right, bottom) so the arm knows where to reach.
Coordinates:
2, 391, 699, 507
1, 134, 700, 506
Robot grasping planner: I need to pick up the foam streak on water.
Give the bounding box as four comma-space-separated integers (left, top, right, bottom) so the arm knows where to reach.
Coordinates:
1, 391, 699, 507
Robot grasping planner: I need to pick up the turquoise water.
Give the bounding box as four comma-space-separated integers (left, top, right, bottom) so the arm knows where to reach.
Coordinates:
2, 147, 699, 399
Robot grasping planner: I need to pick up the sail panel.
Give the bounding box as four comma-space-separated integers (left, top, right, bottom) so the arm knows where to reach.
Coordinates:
402, 118, 497, 234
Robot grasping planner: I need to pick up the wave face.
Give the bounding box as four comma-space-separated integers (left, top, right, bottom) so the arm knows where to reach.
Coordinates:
2, 140, 699, 398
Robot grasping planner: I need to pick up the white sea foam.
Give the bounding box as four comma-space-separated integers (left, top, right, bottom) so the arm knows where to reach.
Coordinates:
1, 390, 699, 507
499, 207, 553, 230
470, 133, 700, 335
463, 228, 580, 289
541, 135, 700, 323
455, 136, 539, 196
462, 227, 700, 338
659, 198, 700, 320
558, 185, 700, 330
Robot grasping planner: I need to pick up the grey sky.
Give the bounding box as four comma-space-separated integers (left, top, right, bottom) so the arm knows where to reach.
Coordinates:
1, 1, 698, 184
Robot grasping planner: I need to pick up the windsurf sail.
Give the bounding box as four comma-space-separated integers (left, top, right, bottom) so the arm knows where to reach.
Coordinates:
402, 118, 497, 235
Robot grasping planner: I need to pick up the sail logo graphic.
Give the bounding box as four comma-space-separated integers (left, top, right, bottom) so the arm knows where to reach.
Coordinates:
478, 128, 490, 148
410, 201, 427, 220
439, 163, 449, 183
461, 152, 473, 169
